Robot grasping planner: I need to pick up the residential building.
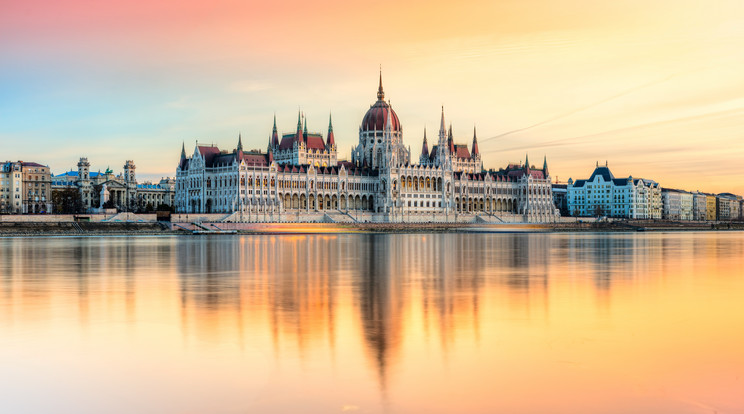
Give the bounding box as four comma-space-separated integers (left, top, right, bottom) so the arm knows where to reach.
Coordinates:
690, 191, 708, 221
662, 188, 693, 221
566, 163, 662, 219
1, 161, 52, 214
717, 193, 741, 221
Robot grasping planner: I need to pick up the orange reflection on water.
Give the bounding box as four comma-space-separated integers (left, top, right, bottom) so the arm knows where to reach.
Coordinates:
1, 233, 743, 413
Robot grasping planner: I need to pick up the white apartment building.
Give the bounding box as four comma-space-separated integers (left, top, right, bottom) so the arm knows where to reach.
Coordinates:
662, 188, 693, 221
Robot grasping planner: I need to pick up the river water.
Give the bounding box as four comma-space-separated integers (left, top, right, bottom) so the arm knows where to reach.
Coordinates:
1, 232, 743, 414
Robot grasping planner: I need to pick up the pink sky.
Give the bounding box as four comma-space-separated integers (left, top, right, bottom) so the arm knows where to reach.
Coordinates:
2, 0, 743, 193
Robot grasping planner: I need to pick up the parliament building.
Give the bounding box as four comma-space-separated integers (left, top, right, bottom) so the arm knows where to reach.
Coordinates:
175, 75, 558, 223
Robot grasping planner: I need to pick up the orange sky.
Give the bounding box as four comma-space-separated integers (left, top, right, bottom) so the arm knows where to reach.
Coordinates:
1, 0, 743, 193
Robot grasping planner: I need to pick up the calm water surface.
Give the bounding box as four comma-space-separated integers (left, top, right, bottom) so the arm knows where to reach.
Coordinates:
1, 232, 743, 414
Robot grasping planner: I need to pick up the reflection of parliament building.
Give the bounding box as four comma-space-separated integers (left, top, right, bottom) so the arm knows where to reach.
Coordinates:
176, 74, 559, 222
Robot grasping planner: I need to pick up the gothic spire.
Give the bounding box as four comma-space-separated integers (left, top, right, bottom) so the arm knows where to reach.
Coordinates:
525, 153, 530, 172
303, 113, 308, 143
471, 125, 479, 157
447, 123, 455, 153
439, 106, 446, 137
327, 112, 335, 149
421, 127, 429, 157
180, 142, 186, 159
377, 68, 385, 101
271, 113, 279, 147
543, 155, 549, 176
237, 133, 243, 152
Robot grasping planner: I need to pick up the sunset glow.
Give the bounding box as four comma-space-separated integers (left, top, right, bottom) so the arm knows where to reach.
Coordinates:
2, 0, 743, 193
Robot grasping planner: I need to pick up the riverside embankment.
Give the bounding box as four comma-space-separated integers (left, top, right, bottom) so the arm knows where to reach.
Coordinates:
1, 215, 743, 236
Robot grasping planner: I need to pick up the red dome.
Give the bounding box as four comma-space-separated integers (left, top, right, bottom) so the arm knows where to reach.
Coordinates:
361, 100, 401, 132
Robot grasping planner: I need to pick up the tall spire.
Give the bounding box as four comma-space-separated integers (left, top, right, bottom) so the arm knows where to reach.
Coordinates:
237, 133, 243, 152
296, 110, 304, 144
421, 127, 429, 157
271, 113, 279, 147
377, 68, 385, 100
326, 112, 335, 149
180, 142, 186, 159
525, 153, 530, 172
439, 106, 446, 137
543, 155, 549, 176
447, 123, 455, 153
471, 125, 479, 157
303, 113, 308, 142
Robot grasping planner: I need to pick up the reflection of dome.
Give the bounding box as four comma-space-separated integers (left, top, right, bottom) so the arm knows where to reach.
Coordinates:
361, 74, 401, 132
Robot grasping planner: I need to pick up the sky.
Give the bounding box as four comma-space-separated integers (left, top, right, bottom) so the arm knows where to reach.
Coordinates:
1, 0, 743, 194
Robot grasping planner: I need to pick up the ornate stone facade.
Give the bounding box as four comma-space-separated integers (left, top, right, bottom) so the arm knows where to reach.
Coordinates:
176, 75, 559, 223
53, 158, 175, 212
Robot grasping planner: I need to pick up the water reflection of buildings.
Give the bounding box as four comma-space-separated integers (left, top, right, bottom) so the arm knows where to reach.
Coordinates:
7, 233, 736, 397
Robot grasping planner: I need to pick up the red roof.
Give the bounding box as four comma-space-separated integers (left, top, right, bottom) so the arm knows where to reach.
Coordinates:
455, 145, 471, 159
278, 132, 326, 151
306, 134, 326, 151
361, 100, 401, 132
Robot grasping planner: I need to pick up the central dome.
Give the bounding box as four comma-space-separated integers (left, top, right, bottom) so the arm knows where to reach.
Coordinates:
361, 73, 401, 132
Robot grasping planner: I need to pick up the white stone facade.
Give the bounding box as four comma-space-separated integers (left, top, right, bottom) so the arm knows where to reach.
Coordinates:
175, 76, 559, 223
53, 158, 175, 212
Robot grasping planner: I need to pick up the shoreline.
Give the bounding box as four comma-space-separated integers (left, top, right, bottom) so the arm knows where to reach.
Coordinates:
1, 220, 743, 237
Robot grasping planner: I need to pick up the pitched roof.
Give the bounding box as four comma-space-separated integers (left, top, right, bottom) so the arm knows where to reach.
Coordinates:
588, 166, 615, 182
455, 145, 471, 159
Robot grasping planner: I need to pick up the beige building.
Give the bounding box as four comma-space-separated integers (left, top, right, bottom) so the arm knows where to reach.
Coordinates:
1, 161, 52, 214
717, 193, 741, 221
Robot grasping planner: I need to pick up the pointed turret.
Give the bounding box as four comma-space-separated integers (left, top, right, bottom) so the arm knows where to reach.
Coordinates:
271, 114, 279, 147
543, 155, 549, 176
237, 133, 243, 152
180, 142, 186, 160
439, 106, 446, 138
421, 127, 429, 157
303, 113, 308, 142
471, 126, 479, 157
377, 69, 385, 101
296, 110, 304, 144
447, 124, 455, 153
327, 113, 336, 149
525, 153, 530, 172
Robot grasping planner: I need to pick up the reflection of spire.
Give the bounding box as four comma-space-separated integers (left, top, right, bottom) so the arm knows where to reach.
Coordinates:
357, 234, 399, 395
